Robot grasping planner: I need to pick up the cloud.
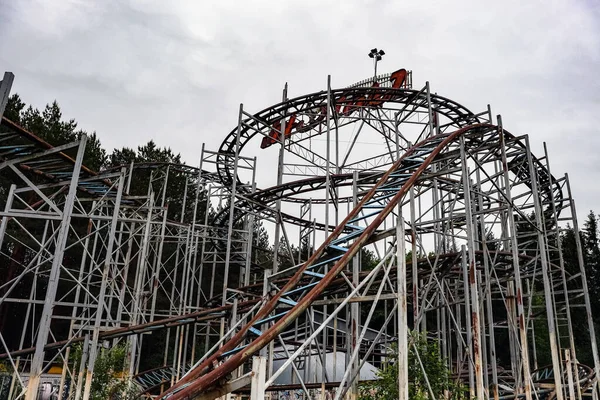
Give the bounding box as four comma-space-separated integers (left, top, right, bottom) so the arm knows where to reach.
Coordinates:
0, 0, 599, 214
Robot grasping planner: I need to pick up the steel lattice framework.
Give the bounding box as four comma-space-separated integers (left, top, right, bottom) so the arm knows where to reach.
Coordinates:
0, 68, 598, 400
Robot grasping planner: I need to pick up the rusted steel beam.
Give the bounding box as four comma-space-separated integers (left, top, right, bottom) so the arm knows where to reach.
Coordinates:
0, 302, 251, 360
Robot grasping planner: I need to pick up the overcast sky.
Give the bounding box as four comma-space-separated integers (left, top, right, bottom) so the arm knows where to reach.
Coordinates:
1, 0, 599, 216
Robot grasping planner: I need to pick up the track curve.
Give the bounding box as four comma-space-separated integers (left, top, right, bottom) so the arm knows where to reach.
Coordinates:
215, 87, 480, 192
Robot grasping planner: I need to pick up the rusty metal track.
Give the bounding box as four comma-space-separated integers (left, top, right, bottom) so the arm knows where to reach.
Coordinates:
161, 124, 498, 399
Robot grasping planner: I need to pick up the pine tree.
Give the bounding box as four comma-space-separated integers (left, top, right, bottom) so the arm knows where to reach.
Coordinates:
583, 212, 600, 318
3, 94, 107, 170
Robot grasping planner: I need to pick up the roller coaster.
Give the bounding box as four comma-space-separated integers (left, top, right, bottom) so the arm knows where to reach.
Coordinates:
0, 67, 598, 400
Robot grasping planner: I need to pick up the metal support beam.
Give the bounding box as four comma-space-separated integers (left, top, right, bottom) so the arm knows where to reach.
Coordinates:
25, 137, 87, 400
250, 356, 267, 400
0, 71, 15, 120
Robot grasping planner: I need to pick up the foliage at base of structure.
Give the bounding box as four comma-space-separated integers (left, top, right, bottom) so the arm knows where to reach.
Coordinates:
71, 343, 138, 400
359, 331, 468, 400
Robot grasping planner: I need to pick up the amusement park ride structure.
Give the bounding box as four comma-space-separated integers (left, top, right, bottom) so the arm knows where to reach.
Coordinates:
0, 61, 598, 400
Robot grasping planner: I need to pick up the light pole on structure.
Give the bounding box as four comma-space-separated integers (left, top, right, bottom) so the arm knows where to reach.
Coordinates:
368, 48, 385, 82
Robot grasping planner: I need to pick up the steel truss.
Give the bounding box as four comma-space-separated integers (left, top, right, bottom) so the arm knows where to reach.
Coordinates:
0, 68, 597, 400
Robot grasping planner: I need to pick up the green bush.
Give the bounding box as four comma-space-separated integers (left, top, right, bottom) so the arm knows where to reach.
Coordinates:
71, 343, 138, 400
359, 331, 468, 400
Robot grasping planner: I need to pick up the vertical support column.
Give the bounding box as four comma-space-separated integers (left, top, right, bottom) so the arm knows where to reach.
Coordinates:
115, 219, 135, 331
409, 187, 419, 330
176, 228, 193, 379
564, 174, 600, 396
265, 83, 290, 388
272, 84, 288, 274
565, 350, 576, 400
267, 86, 286, 391
25, 137, 87, 400
498, 116, 533, 400
182, 165, 202, 371
397, 209, 408, 400
185, 170, 199, 366
0, 72, 15, 119
251, 356, 267, 400
348, 171, 360, 399
259, 269, 271, 364
193, 146, 210, 362
425, 81, 434, 139
325, 75, 332, 239
206, 187, 223, 354
12, 220, 49, 399
74, 334, 90, 400
476, 163, 499, 399
431, 160, 442, 254
479, 269, 489, 391
456, 278, 463, 377
0, 184, 16, 250
393, 109, 407, 400
333, 77, 340, 229
469, 264, 484, 400
24, 137, 87, 400
461, 245, 475, 397
128, 191, 154, 376
321, 75, 333, 400
83, 168, 126, 400
524, 135, 563, 400
179, 176, 194, 374
150, 179, 170, 322
230, 298, 240, 382
440, 284, 448, 363
506, 281, 519, 378
460, 136, 485, 399
543, 143, 578, 365
244, 181, 256, 286
221, 104, 244, 339
527, 281, 539, 371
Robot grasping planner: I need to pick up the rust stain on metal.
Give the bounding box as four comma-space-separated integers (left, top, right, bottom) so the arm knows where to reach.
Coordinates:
469, 262, 476, 285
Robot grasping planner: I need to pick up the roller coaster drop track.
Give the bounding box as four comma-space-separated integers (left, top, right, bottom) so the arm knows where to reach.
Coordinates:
160, 70, 598, 399
0, 69, 598, 400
